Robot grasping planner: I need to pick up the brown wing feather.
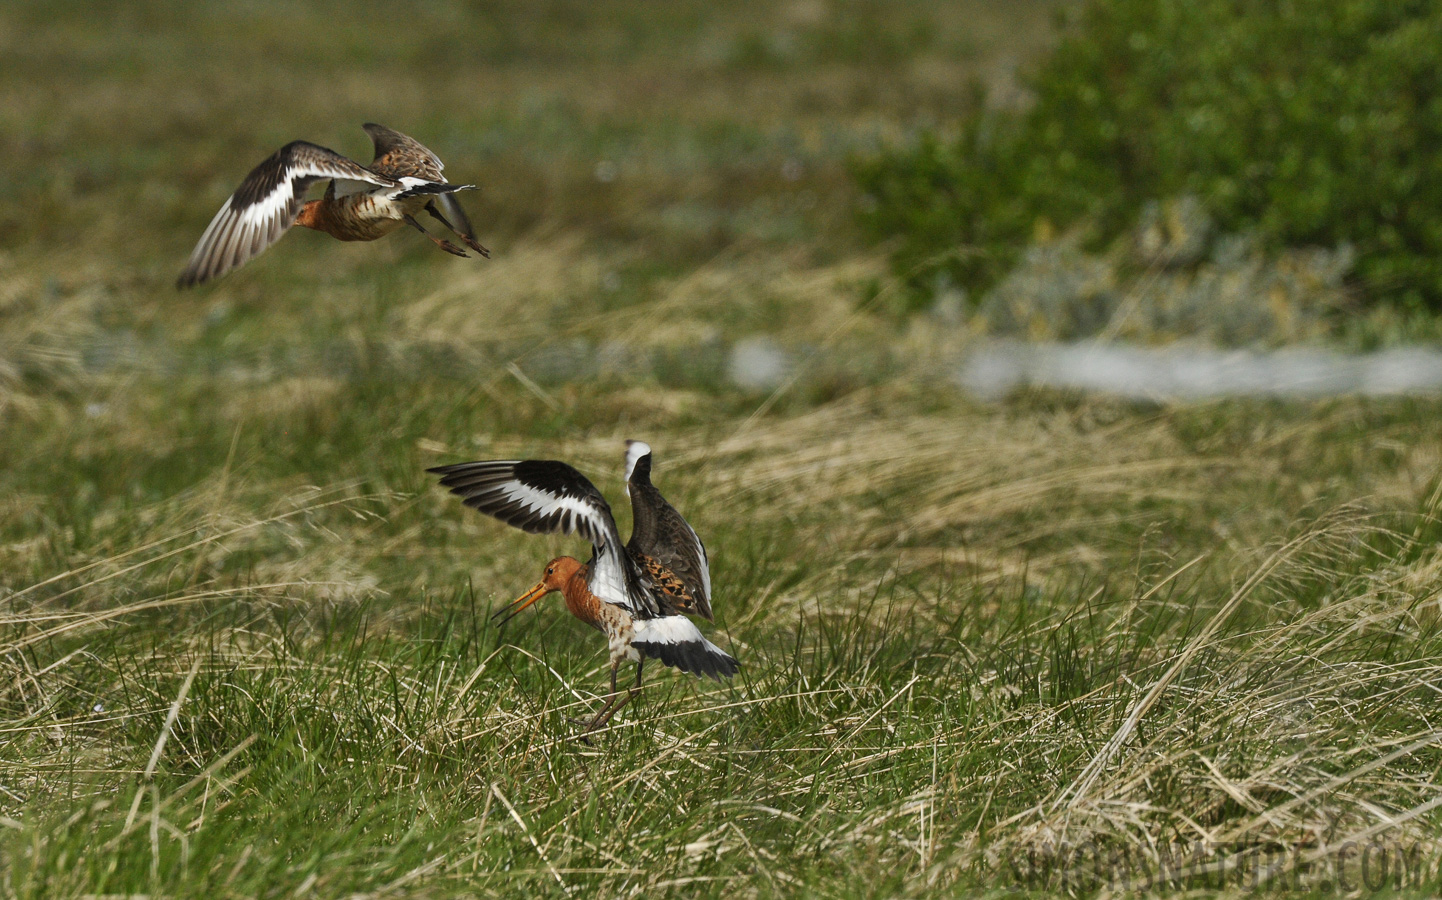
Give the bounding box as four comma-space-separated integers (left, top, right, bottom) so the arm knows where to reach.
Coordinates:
362, 123, 445, 181
631, 548, 701, 618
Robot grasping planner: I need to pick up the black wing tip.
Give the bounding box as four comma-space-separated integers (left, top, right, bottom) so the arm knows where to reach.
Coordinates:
427, 459, 585, 480
362, 123, 401, 152
428, 459, 515, 473
427, 461, 475, 475
427, 459, 612, 544
428, 461, 524, 497
361, 122, 406, 141
637, 638, 739, 680
428, 461, 508, 497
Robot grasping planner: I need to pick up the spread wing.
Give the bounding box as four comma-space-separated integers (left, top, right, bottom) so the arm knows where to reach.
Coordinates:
363, 123, 446, 182
178, 141, 394, 287
624, 441, 713, 620
429, 459, 658, 616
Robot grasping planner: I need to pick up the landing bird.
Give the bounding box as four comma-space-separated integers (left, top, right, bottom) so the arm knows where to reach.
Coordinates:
429, 441, 736, 735
178, 123, 489, 287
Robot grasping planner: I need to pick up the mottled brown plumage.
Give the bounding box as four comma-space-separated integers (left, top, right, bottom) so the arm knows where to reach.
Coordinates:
625, 441, 714, 620
630, 547, 701, 617
363, 123, 446, 182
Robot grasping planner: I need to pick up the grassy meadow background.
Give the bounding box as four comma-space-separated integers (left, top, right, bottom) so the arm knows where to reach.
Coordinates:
4, 1, 1442, 895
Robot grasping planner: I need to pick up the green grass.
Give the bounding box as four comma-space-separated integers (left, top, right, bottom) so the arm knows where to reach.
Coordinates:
7, 378, 1442, 896
5, 1, 1442, 896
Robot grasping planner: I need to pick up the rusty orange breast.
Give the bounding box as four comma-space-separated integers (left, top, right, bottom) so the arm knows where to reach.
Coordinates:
560, 569, 609, 632
294, 196, 398, 242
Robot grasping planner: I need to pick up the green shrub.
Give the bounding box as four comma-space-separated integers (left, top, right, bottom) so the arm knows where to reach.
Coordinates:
854, 0, 1442, 312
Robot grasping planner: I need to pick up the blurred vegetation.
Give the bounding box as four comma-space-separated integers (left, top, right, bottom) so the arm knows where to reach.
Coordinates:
855, 0, 1442, 314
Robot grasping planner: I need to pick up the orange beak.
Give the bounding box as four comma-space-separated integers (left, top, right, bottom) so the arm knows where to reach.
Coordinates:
492, 581, 549, 629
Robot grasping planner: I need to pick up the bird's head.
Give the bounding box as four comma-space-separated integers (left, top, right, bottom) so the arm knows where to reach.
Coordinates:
538, 556, 584, 592
491, 556, 584, 628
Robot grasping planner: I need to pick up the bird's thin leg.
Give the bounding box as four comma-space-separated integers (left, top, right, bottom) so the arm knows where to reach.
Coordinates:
584, 660, 644, 734
425, 200, 490, 257
575, 663, 622, 734
570, 661, 621, 730
403, 214, 469, 258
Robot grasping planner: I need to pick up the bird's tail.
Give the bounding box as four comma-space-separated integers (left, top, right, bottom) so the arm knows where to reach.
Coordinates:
394, 181, 477, 200
632, 616, 738, 680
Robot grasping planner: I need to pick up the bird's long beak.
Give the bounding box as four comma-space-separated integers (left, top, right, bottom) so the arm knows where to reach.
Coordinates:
492, 581, 548, 629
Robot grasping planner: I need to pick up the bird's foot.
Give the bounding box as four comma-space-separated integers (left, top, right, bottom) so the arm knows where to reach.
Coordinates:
435, 239, 469, 258
461, 235, 491, 258
565, 716, 600, 746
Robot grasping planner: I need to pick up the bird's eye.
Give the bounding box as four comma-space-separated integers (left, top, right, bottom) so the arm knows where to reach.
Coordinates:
546, 567, 554, 575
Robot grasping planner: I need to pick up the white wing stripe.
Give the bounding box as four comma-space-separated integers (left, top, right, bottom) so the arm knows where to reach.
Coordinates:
486, 481, 640, 610
431, 459, 662, 618
633, 615, 706, 645
237, 188, 293, 228
495, 482, 612, 545
179, 147, 401, 285
589, 544, 631, 609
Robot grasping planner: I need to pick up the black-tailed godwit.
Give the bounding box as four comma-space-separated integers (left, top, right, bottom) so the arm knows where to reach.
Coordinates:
178, 123, 488, 287
429, 442, 736, 736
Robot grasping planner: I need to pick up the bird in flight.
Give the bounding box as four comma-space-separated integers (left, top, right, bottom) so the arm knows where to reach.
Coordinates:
178, 123, 488, 287
429, 440, 735, 737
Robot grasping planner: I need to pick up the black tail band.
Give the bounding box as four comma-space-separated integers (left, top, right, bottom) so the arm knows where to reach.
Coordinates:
633, 639, 738, 681
395, 182, 476, 200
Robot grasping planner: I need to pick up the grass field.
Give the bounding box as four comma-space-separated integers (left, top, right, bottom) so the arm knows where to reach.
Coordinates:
5, 1, 1442, 896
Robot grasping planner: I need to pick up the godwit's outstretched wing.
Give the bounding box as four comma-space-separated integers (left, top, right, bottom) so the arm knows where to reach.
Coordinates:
178, 141, 395, 287
624, 441, 713, 620
429, 459, 659, 616
363, 123, 446, 181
